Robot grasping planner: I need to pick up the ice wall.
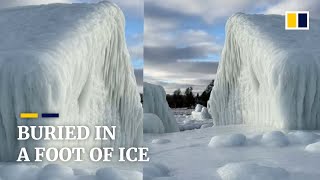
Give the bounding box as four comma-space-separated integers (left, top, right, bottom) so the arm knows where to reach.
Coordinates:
0, 2, 143, 161
143, 113, 165, 133
208, 13, 320, 130
143, 82, 179, 132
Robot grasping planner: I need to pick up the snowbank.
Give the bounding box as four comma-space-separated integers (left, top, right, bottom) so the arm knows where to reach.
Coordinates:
191, 106, 212, 120
143, 113, 165, 133
305, 142, 320, 152
208, 134, 246, 148
143, 82, 179, 132
194, 104, 203, 112
208, 13, 320, 129
0, 2, 142, 161
208, 130, 319, 148
0, 163, 142, 180
217, 162, 290, 180
261, 131, 289, 147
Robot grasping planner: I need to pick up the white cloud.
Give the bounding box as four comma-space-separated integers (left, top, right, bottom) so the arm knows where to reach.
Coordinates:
265, 0, 320, 17
0, 0, 71, 8
145, 0, 277, 24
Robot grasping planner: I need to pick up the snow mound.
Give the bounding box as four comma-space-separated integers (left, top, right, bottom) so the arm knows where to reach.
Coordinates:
261, 131, 289, 147
143, 163, 170, 180
0, 163, 141, 180
208, 13, 320, 129
143, 82, 179, 132
208, 133, 246, 148
0, 2, 143, 161
152, 139, 171, 144
143, 113, 165, 134
305, 142, 320, 152
194, 104, 203, 112
191, 107, 212, 120
288, 131, 319, 144
217, 162, 290, 180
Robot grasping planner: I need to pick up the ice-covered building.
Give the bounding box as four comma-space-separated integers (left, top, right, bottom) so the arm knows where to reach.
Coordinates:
208, 13, 320, 130
143, 82, 179, 132
0, 2, 142, 161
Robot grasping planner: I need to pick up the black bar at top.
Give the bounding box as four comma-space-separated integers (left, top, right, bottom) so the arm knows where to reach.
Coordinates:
42, 113, 59, 118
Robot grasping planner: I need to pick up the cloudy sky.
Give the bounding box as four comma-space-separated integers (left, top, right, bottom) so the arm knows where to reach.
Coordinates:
1, 0, 320, 94
0, 0, 143, 91
144, 0, 320, 94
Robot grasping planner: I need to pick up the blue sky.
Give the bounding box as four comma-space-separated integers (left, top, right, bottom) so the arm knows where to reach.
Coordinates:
1, 0, 320, 94
144, 0, 320, 94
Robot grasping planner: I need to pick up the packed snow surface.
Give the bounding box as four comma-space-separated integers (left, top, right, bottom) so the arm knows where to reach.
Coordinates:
0, 2, 142, 161
143, 113, 165, 134
208, 13, 320, 129
0, 163, 142, 180
143, 83, 179, 132
145, 124, 320, 180
217, 162, 290, 180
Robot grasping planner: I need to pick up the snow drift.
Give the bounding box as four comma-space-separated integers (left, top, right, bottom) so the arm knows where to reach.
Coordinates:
192, 105, 211, 120
208, 13, 320, 129
143, 113, 165, 133
143, 82, 179, 132
0, 2, 142, 161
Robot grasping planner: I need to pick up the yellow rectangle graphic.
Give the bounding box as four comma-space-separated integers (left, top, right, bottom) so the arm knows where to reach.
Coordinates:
20, 113, 38, 119
287, 13, 297, 28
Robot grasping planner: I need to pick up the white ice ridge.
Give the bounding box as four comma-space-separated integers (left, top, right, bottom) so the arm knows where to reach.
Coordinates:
208, 13, 320, 130
0, 1, 143, 161
143, 82, 179, 133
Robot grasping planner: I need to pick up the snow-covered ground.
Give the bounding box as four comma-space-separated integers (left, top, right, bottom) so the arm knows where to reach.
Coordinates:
145, 124, 320, 180
145, 108, 320, 179
0, 162, 142, 180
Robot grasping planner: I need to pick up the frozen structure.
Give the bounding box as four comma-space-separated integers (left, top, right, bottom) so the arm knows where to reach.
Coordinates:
0, 2, 142, 161
208, 13, 320, 130
194, 104, 204, 112
192, 104, 212, 120
143, 113, 165, 134
143, 82, 179, 132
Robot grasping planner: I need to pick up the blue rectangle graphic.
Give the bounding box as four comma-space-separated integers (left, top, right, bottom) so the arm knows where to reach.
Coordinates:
42, 113, 59, 118
298, 13, 308, 27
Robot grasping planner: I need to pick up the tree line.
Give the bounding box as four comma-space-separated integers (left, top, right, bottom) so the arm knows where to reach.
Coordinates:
166, 80, 214, 108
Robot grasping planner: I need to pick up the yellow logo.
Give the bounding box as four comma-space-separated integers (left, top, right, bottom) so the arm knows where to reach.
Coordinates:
286, 11, 309, 30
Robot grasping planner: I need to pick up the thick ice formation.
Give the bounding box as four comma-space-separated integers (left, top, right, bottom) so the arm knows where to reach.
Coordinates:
143, 113, 165, 133
0, 2, 142, 161
192, 106, 212, 120
143, 82, 179, 132
208, 13, 320, 129
194, 104, 203, 112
